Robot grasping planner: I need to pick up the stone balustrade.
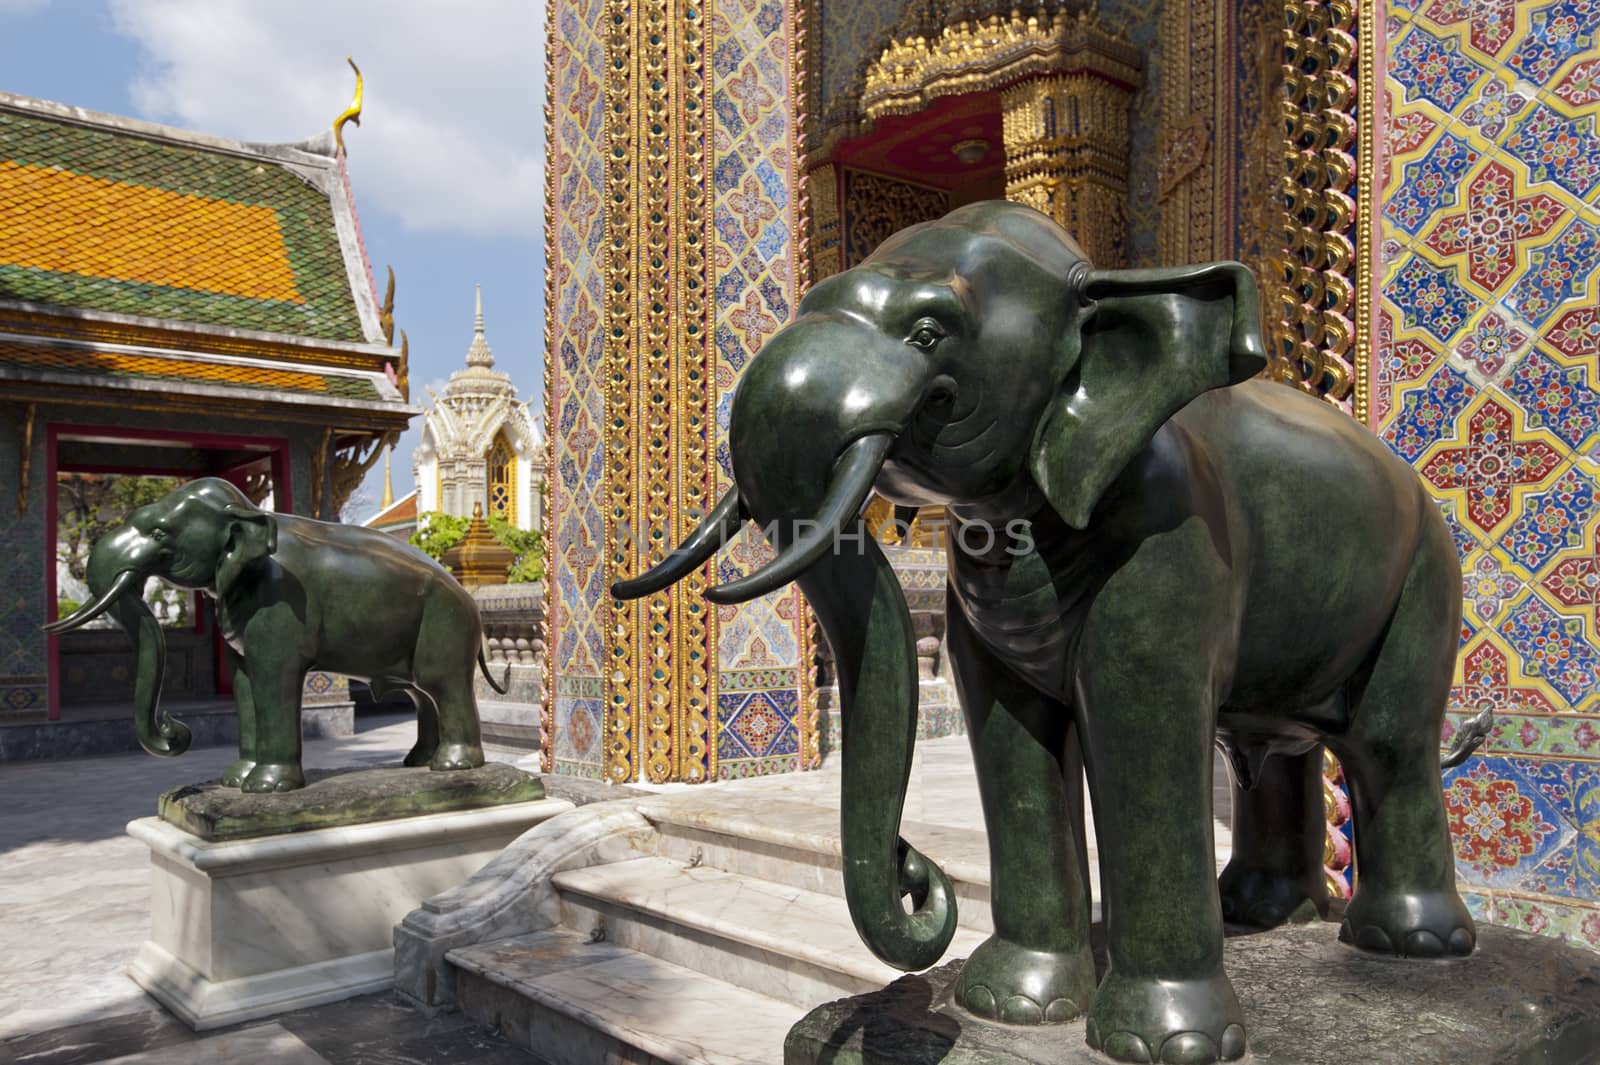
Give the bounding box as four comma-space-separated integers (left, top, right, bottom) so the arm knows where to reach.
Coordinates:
470, 582, 546, 752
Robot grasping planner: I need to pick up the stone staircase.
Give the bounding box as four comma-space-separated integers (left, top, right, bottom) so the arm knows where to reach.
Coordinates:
434, 794, 993, 1064
394, 738, 1233, 1065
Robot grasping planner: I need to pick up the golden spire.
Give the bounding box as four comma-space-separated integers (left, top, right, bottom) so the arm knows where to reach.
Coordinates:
333, 57, 363, 154
380, 445, 395, 510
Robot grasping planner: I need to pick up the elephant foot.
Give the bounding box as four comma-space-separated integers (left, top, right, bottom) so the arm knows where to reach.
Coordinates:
1085, 970, 1246, 1064
1339, 888, 1475, 958
241, 762, 306, 793
403, 742, 436, 768
220, 757, 257, 788
429, 742, 485, 771
952, 935, 1094, 1025
1217, 860, 1326, 930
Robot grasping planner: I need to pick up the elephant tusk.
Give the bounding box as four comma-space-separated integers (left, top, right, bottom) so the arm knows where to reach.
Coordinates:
705, 433, 892, 605
43, 569, 141, 633
612, 486, 751, 600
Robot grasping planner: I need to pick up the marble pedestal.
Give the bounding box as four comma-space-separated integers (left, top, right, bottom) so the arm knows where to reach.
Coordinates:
126, 795, 573, 1030
785, 921, 1600, 1065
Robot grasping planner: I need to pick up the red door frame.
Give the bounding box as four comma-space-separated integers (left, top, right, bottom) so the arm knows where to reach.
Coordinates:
45, 423, 293, 720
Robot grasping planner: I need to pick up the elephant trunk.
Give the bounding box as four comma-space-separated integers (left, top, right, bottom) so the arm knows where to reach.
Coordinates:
51, 529, 191, 757
796, 514, 957, 971
615, 315, 955, 970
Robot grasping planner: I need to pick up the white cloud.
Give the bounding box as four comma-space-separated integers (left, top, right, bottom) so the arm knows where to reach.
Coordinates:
106, 0, 545, 237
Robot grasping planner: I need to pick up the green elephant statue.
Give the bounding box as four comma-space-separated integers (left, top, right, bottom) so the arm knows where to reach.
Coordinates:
615, 202, 1487, 1063
46, 477, 501, 792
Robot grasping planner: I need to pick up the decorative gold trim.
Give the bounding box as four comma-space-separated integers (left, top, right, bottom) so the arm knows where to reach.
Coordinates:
333, 57, 363, 155
17, 401, 34, 516
793, 0, 819, 773
329, 429, 395, 517
1000, 70, 1134, 267
677, 0, 713, 784
0, 309, 394, 373
0, 381, 410, 430
379, 265, 396, 345
861, 8, 1139, 124
603, 0, 638, 784
640, 0, 675, 785
1354, 0, 1376, 426
1265, 0, 1359, 407
540, 0, 557, 774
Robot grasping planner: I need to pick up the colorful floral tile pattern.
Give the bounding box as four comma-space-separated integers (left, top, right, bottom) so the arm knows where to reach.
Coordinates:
710, 0, 810, 780
548, 0, 610, 780
1380, 4, 1600, 938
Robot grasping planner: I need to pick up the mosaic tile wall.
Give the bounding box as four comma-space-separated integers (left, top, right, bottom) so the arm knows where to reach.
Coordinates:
1379, 0, 1600, 950
710, 0, 811, 780
546, 0, 608, 779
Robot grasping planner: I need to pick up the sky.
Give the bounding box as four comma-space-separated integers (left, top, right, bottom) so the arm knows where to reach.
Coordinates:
0, 0, 546, 522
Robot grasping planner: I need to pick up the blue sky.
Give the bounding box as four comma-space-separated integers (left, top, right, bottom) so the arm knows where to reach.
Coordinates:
0, 0, 546, 521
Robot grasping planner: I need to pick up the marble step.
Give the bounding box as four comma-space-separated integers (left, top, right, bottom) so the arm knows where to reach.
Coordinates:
450, 928, 804, 1065
637, 794, 1002, 934
552, 855, 989, 1007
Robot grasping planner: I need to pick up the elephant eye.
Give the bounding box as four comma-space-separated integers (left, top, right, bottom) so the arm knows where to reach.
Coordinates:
151, 528, 168, 542
908, 319, 946, 351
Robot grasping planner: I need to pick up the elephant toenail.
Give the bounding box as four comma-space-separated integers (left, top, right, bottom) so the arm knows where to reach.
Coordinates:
1352, 923, 1395, 954
1448, 927, 1475, 955
999, 994, 1042, 1025
1044, 997, 1080, 1023
1220, 1023, 1246, 1060
963, 985, 996, 1018
1159, 1031, 1219, 1065
1102, 1031, 1154, 1063
1404, 929, 1444, 957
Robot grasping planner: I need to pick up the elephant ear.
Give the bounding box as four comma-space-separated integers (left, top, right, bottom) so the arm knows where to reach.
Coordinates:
216, 504, 278, 596
1029, 261, 1266, 529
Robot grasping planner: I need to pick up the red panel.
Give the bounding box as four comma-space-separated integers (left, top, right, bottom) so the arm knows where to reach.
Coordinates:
832, 93, 1006, 192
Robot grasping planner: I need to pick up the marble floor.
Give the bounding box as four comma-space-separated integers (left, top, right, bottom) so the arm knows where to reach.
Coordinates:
0, 712, 545, 1064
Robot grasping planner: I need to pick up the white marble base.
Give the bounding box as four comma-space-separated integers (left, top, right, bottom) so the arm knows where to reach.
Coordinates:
126, 797, 572, 1030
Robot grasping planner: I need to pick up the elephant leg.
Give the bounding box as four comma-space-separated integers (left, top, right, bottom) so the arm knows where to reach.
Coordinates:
1076, 528, 1244, 1064
403, 688, 440, 768
220, 648, 257, 788
240, 666, 307, 793
421, 676, 485, 771
1332, 521, 1473, 958
1216, 747, 1330, 929
946, 598, 1094, 1025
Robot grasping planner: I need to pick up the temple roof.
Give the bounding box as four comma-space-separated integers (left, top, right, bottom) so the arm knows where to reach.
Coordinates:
0, 92, 381, 341
365, 487, 419, 532
0, 91, 413, 430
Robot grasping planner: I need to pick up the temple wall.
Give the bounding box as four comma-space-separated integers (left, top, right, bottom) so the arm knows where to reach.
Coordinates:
1376, 0, 1600, 949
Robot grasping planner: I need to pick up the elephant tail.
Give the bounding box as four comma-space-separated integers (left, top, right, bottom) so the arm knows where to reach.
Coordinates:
1441, 707, 1493, 770
478, 648, 510, 695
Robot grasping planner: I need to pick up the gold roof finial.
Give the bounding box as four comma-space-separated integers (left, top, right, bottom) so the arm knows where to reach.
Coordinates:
381, 445, 395, 510
333, 57, 363, 154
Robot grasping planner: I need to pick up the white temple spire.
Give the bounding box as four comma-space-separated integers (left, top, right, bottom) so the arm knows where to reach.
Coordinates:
466, 283, 494, 368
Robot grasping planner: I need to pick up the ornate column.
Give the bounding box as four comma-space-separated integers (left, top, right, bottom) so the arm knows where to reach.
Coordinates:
856, 8, 1141, 269
544, 0, 813, 783
1001, 51, 1139, 267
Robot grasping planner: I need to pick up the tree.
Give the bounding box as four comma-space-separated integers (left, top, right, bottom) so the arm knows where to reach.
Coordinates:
55, 473, 189, 626
409, 512, 472, 561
